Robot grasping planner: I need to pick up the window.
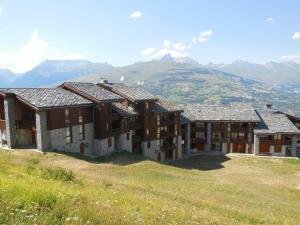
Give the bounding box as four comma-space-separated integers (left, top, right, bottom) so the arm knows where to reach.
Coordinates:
196, 132, 205, 138
66, 127, 72, 144
108, 137, 112, 147
127, 132, 130, 140
196, 122, 205, 128
106, 122, 109, 130
79, 111, 85, 141
145, 102, 149, 109
146, 129, 149, 136
65, 109, 70, 126
147, 141, 151, 148
274, 134, 281, 140
239, 132, 245, 138
65, 109, 72, 144
231, 132, 238, 139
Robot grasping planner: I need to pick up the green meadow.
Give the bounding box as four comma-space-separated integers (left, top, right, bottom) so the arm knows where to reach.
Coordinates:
0, 150, 299, 225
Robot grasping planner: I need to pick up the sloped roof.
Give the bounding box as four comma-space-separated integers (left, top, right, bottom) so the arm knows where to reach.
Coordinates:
182, 103, 260, 122
62, 82, 123, 102
0, 88, 92, 109
153, 97, 184, 113
99, 83, 158, 102
112, 103, 137, 118
254, 110, 300, 134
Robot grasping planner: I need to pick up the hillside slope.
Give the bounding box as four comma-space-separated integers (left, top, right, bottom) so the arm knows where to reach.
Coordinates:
0, 150, 299, 225
75, 60, 300, 114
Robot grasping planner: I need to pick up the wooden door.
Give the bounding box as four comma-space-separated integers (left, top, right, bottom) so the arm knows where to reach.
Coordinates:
259, 142, 269, 153
32, 128, 37, 145
237, 144, 245, 153
80, 142, 84, 154
157, 152, 161, 161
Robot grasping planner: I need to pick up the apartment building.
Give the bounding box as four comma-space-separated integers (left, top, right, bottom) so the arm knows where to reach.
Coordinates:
98, 81, 183, 161
1, 82, 300, 160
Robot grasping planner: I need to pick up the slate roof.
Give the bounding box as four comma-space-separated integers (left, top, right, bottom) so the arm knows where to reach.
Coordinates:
100, 83, 158, 102
112, 103, 137, 118
63, 82, 123, 102
0, 88, 92, 109
182, 103, 261, 122
153, 97, 184, 113
254, 110, 300, 134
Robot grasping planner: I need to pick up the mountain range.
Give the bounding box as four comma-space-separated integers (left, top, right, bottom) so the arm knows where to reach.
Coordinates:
1, 55, 300, 114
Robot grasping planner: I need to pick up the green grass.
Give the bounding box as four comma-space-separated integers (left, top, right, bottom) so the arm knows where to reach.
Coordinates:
0, 150, 299, 225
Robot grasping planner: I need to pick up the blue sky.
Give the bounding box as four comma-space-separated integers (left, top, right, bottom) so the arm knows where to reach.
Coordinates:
0, 0, 300, 72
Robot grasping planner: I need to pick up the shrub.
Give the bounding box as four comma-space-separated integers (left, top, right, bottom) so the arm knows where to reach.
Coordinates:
42, 167, 75, 182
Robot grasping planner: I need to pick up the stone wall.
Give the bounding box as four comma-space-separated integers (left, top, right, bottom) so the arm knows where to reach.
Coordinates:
115, 130, 133, 152
49, 123, 94, 156
93, 136, 115, 156
142, 140, 158, 160
0, 128, 6, 146
16, 129, 32, 147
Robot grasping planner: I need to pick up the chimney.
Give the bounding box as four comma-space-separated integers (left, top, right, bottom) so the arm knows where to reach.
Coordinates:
266, 104, 272, 109
100, 78, 108, 84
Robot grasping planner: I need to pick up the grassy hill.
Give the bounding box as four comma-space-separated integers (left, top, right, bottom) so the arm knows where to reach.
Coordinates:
0, 150, 299, 225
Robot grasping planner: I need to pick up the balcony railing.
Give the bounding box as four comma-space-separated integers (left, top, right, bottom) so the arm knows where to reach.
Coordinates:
162, 143, 175, 151
15, 120, 35, 130
191, 137, 206, 143
111, 127, 121, 135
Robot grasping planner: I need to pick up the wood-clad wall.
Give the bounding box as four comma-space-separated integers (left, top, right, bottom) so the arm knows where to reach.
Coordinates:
0, 96, 4, 120
47, 106, 93, 130
94, 103, 112, 139
15, 99, 36, 121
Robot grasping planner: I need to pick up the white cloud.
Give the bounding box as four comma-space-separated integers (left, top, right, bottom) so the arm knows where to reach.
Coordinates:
173, 42, 191, 51
292, 32, 300, 40
200, 29, 213, 38
141, 47, 156, 56
0, 6, 2, 15
0, 31, 83, 73
163, 40, 171, 48
192, 29, 213, 44
0, 30, 48, 73
280, 54, 300, 62
130, 11, 142, 18
141, 29, 213, 60
266, 17, 273, 22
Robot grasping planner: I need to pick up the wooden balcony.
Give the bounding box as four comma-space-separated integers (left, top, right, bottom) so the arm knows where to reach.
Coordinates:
191, 126, 206, 132
0, 120, 5, 129
230, 127, 250, 132
131, 122, 143, 130
162, 143, 175, 151
159, 131, 176, 138
191, 137, 206, 143
230, 138, 249, 143
160, 118, 175, 125
132, 135, 142, 143
15, 120, 35, 130
212, 126, 225, 131
112, 127, 122, 135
